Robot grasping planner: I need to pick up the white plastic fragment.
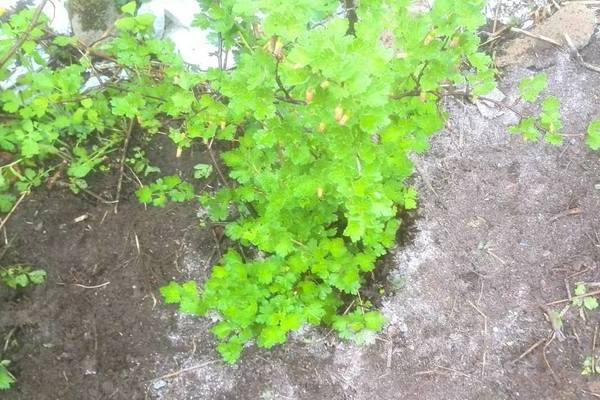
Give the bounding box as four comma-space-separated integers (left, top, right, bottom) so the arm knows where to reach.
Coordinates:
167, 27, 219, 69
137, 0, 222, 70
36, 0, 71, 34
0, 65, 28, 90
475, 88, 507, 119
81, 75, 110, 93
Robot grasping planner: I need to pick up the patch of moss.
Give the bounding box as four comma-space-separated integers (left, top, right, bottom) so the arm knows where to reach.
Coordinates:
68, 0, 114, 31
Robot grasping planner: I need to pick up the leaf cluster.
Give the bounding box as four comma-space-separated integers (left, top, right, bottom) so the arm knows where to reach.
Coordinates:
0, 265, 46, 289
0, 360, 15, 391
510, 73, 563, 146
0, 3, 224, 207
512, 73, 600, 151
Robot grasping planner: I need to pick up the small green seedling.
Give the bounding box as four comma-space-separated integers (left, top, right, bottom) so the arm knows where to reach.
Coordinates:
127, 147, 161, 177
519, 73, 548, 103
0, 360, 16, 390
0, 266, 46, 289
588, 119, 600, 151
582, 356, 600, 376
511, 73, 564, 146
193, 164, 213, 180
135, 176, 195, 207
572, 283, 599, 311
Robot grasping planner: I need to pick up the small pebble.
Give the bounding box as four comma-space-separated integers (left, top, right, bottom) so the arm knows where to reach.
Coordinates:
153, 379, 167, 390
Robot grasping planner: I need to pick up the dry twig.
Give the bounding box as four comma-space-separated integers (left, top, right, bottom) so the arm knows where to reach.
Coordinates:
547, 289, 600, 306
0, 191, 28, 233
511, 338, 546, 364
543, 334, 560, 384
151, 360, 219, 382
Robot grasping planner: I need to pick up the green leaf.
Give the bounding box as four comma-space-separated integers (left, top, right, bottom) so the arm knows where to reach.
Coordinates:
257, 326, 287, 349
0, 194, 16, 213
364, 311, 385, 331
160, 282, 182, 304
193, 164, 213, 180
584, 296, 599, 311
519, 73, 548, 103
544, 133, 563, 147
21, 138, 40, 158
27, 269, 46, 284
81, 98, 94, 109
575, 284, 586, 296
404, 188, 418, 210
53, 35, 75, 46
121, 1, 137, 15
0, 363, 15, 390
509, 118, 541, 142
587, 120, 600, 151
68, 162, 93, 179
217, 339, 243, 364
136, 186, 153, 204
211, 322, 234, 339
14, 274, 29, 288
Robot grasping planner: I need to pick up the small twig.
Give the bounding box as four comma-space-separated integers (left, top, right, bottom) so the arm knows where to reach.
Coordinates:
114, 119, 135, 213
542, 334, 560, 384
511, 338, 546, 364
549, 207, 583, 223
547, 289, 600, 306
386, 337, 393, 369
582, 389, 600, 399
0, 236, 16, 262
510, 27, 562, 47
73, 282, 110, 289
564, 33, 600, 74
593, 325, 598, 374
468, 300, 488, 336
491, 1, 501, 38
565, 278, 572, 302
435, 365, 474, 380
206, 144, 230, 189
2, 327, 17, 355
210, 226, 224, 260
0, 191, 29, 233
0, 0, 49, 69
151, 360, 219, 382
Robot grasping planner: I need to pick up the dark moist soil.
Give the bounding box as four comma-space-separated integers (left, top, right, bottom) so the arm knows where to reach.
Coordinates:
0, 137, 218, 399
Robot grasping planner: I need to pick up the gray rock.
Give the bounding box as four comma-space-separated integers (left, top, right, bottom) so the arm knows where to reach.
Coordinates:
68, 0, 119, 45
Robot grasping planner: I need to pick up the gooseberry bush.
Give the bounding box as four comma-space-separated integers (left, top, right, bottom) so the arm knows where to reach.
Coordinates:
161, 0, 499, 363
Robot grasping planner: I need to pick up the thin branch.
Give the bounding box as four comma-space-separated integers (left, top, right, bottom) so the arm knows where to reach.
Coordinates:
510, 27, 562, 48
274, 61, 305, 105
547, 289, 600, 306
0, 191, 29, 233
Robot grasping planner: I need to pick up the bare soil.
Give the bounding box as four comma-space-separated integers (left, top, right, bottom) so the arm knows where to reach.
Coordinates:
2, 11, 600, 400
